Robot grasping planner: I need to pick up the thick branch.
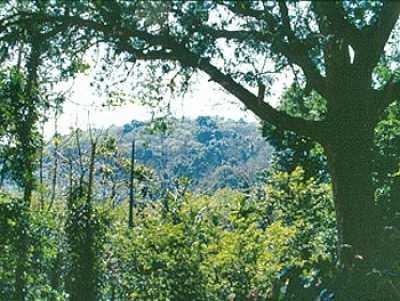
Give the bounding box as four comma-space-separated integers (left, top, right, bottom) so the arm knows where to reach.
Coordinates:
197, 26, 327, 98
17, 12, 325, 140
23, 10, 327, 99
312, 2, 362, 50
376, 77, 400, 115
357, 2, 400, 73
222, 2, 327, 98
278, 1, 296, 42
192, 57, 324, 140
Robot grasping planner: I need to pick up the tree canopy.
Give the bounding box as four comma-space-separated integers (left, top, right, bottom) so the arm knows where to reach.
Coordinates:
2, 1, 400, 137
2, 1, 400, 299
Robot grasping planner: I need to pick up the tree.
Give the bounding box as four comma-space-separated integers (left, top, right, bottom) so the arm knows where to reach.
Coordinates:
3, 0, 400, 297
0, 63, 43, 301
262, 84, 329, 183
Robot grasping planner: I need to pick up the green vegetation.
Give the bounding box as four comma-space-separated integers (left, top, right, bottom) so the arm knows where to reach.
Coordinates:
39, 116, 271, 195
0, 167, 336, 300
2, 1, 400, 300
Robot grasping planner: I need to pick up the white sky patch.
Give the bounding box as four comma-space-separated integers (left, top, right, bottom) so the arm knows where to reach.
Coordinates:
45, 69, 289, 138
348, 45, 355, 64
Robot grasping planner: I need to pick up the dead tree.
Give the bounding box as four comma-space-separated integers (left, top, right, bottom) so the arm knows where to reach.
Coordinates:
128, 138, 135, 228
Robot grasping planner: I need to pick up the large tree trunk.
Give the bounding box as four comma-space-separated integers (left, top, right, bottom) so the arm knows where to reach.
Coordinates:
324, 120, 384, 299
325, 132, 379, 265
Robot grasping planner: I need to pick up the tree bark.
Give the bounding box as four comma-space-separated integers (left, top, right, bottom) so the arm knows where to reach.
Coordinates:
128, 139, 135, 228
326, 135, 378, 261
49, 107, 60, 210
323, 117, 383, 299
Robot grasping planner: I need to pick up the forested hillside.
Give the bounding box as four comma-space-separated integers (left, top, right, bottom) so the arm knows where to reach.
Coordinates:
122, 117, 272, 191
42, 116, 271, 200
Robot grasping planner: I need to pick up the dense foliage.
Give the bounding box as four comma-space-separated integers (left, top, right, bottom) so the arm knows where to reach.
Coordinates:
0, 167, 336, 300
1, 74, 400, 300
2, 1, 400, 299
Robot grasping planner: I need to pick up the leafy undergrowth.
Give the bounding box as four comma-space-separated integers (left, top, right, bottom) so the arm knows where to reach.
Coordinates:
0, 167, 341, 300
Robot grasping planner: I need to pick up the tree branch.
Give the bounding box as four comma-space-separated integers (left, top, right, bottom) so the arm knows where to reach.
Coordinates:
15, 12, 326, 141
196, 26, 327, 98
357, 2, 400, 73
312, 2, 362, 50
222, 2, 327, 98
192, 57, 324, 140
278, 1, 296, 42
225, 2, 274, 22
376, 76, 400, 115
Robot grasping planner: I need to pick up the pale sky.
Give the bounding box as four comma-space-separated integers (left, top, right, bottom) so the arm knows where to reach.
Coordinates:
46, 69, 289, 137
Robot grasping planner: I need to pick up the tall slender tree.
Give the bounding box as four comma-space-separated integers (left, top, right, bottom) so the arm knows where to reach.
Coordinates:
14, 25, 42, 301
128, 138, 135, 228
